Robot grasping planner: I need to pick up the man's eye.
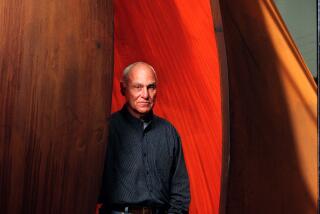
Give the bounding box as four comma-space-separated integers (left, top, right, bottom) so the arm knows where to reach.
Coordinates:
133, 85, 143, 89
148, 84, 156, 89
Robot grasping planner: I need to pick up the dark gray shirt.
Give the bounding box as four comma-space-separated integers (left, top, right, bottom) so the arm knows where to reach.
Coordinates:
99, 105, 190, 213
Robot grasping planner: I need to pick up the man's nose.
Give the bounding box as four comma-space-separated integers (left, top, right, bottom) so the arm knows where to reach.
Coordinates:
141, 87, 149, 99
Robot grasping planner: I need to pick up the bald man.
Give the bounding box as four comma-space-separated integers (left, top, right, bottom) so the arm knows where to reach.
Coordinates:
98, 62, 190, 214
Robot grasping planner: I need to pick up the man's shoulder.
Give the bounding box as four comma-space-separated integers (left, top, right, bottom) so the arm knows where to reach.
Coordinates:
107, 110, 123, 125
153, 115, 178, 132
109, 110, 122, 119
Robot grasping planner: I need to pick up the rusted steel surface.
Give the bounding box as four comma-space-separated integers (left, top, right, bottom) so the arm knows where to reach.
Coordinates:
210, 0, 230, 213
0, 1, 113, 213
218, 0, 318, 213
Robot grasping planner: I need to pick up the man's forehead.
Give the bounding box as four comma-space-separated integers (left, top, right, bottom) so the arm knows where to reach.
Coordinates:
130, 80, 156, 85
129, 75, 157, 85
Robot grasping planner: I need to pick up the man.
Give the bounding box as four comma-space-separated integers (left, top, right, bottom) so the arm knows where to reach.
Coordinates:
98, 62, 190, 214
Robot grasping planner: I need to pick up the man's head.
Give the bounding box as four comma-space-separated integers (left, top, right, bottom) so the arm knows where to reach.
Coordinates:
120, 62, 157, 118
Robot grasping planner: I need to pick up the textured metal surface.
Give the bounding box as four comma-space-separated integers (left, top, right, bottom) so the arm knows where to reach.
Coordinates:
0, 1, 113, 213
218, 0, 318, 213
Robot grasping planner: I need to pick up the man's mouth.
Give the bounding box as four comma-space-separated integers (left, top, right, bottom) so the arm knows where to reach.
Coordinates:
138, 102, 151, 105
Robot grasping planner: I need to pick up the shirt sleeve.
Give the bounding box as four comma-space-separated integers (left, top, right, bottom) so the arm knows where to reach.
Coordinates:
98, 124, 114, 204
168, 133, 191, 214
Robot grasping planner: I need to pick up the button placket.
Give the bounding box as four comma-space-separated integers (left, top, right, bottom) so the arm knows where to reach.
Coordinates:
142, 132, 153, 194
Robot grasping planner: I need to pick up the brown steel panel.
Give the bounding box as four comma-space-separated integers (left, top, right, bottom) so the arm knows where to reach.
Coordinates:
0, 1, 113, 213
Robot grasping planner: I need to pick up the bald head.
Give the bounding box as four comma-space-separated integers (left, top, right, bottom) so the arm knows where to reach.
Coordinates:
121, 62, 157, 85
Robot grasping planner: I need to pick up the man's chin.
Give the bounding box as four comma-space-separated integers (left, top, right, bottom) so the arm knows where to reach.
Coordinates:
136, 107, 152, 114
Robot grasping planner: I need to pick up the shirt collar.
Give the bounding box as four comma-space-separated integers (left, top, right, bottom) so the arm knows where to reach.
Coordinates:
120, 104, 154, 130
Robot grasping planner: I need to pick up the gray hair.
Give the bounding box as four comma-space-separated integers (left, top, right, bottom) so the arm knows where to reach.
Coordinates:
121, 62, 157, 84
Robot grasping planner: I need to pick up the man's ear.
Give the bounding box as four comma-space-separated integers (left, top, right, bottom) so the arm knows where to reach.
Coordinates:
120, 82, 126, 96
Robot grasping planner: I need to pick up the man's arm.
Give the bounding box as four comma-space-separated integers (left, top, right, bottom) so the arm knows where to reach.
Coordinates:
97, 123, 115, 213
168, 134, 190, 214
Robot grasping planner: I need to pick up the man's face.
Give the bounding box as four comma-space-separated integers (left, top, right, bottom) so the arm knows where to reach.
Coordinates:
123, 64, 157, 118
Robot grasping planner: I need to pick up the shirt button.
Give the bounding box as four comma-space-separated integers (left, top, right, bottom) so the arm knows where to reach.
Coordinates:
143, 153, 146, 157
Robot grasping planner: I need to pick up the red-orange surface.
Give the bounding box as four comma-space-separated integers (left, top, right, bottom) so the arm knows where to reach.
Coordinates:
113, 1, 222, 213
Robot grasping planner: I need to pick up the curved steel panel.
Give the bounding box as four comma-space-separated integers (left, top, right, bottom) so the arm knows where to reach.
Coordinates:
113, 0, 223, 213
219, 0, 318, 213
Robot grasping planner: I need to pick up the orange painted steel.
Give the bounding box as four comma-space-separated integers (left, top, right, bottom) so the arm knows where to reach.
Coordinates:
218, 0, 318, 213
113, 0, 223, 213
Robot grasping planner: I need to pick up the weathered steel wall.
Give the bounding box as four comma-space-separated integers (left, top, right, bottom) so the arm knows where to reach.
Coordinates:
218, 0, 318, 213
0, 1, 113, 213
